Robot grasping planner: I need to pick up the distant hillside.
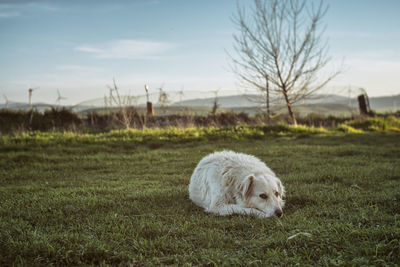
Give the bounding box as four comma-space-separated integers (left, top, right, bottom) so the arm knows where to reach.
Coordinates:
174, 94, 351, 108
368, 95, 400, 109
175, 93, 400, 109
74, 90, 239, 109
77, 103, 357, 117
0, 102, 59, 113
174, 94, 260, 108
1, 93, 399, 115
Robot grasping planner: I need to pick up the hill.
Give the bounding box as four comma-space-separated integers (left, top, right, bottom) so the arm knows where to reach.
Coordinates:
1, 93, 399, 116
174, 94, 351, 108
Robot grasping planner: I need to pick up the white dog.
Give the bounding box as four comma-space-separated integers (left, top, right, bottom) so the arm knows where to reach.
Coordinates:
189, 150, 285, 218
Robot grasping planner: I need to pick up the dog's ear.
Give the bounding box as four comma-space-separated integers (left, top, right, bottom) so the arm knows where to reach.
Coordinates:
239, 175, 254, 199
276, 179, 285, 197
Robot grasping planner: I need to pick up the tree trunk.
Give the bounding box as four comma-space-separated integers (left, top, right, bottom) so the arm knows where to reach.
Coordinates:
266, 76, 270, 121
211, 98, 218, 116
282, 91, 297, 126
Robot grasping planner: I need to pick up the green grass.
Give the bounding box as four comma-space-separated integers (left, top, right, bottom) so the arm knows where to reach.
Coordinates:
1, 128, 399, 266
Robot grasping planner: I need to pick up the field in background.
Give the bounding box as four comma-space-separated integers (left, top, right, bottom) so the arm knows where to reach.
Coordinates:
82, 103, 358, 117
0, 128, 399, 265
2, 93, 399, 117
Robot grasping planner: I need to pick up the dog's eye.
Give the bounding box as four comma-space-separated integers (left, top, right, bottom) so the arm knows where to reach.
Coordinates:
275, 191, 279, 197
259, 194, 268, 199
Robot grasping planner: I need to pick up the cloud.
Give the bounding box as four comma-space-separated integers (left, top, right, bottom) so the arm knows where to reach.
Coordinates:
56, 65, 105, 73
75, 40, 176, 60
0, 11, 20, 18
0, 3, 19, 18
0, 2, 60, 18
328, 30, 383, 39
329, 57, 400, 96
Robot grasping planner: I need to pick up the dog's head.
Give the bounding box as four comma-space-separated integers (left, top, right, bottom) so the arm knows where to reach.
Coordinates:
238, 174, 285, 218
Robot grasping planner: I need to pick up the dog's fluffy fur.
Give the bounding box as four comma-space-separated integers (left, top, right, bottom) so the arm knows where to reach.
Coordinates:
189, 150, 285, 218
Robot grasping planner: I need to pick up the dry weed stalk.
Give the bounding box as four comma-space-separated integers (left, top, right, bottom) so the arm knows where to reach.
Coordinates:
107, 78, 145, 129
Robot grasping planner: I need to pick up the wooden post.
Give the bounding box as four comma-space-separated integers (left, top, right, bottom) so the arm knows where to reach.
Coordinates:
146, 102, 154, 117
357, 94, 369, 115
144, 84, 154, 117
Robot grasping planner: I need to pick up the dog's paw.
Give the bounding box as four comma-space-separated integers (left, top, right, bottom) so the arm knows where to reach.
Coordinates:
254, 210, 274, 219
248, 209, 268, 218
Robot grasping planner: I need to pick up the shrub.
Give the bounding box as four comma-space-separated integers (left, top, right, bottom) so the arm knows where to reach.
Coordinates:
347, 116, 400, 131
1, 107, 399, 134
0, 108, 81, 133
336, 124, 364, 134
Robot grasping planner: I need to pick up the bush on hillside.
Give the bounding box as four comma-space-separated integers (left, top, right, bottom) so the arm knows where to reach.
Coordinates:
1, 107, 399, 134
347, 115, 400, 131
0, 108, 81, 133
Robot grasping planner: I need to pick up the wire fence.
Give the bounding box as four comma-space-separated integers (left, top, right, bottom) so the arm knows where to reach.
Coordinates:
1, 85, 399, 114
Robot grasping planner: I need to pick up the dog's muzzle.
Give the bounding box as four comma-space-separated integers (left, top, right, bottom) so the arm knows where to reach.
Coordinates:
275, 209, 283, 218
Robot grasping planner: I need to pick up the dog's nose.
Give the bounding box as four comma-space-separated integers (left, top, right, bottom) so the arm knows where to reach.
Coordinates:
275, 209, 283, 218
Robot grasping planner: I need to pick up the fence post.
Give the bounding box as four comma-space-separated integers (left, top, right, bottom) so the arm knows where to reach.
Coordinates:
357, 94, 370, 115
147, 102, 154, 117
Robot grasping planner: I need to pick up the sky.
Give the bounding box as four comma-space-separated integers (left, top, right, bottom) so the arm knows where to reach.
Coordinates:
0, 0, 400, 105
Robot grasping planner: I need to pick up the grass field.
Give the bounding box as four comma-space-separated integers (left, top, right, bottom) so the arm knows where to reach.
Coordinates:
81, 103, 357, 117
0, 128, 399, 266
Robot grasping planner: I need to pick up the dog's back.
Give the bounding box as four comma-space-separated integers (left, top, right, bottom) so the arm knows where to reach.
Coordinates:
188, 151, 274, 209
188, 152, 221, 209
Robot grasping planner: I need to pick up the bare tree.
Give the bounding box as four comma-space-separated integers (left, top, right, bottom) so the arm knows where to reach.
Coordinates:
231, 0, 339, 125
211, 88, 220, 116
157, 85, 170, 114
106, 78, 137, 129
177, 86, 186, 113
178, 86, 185, 104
